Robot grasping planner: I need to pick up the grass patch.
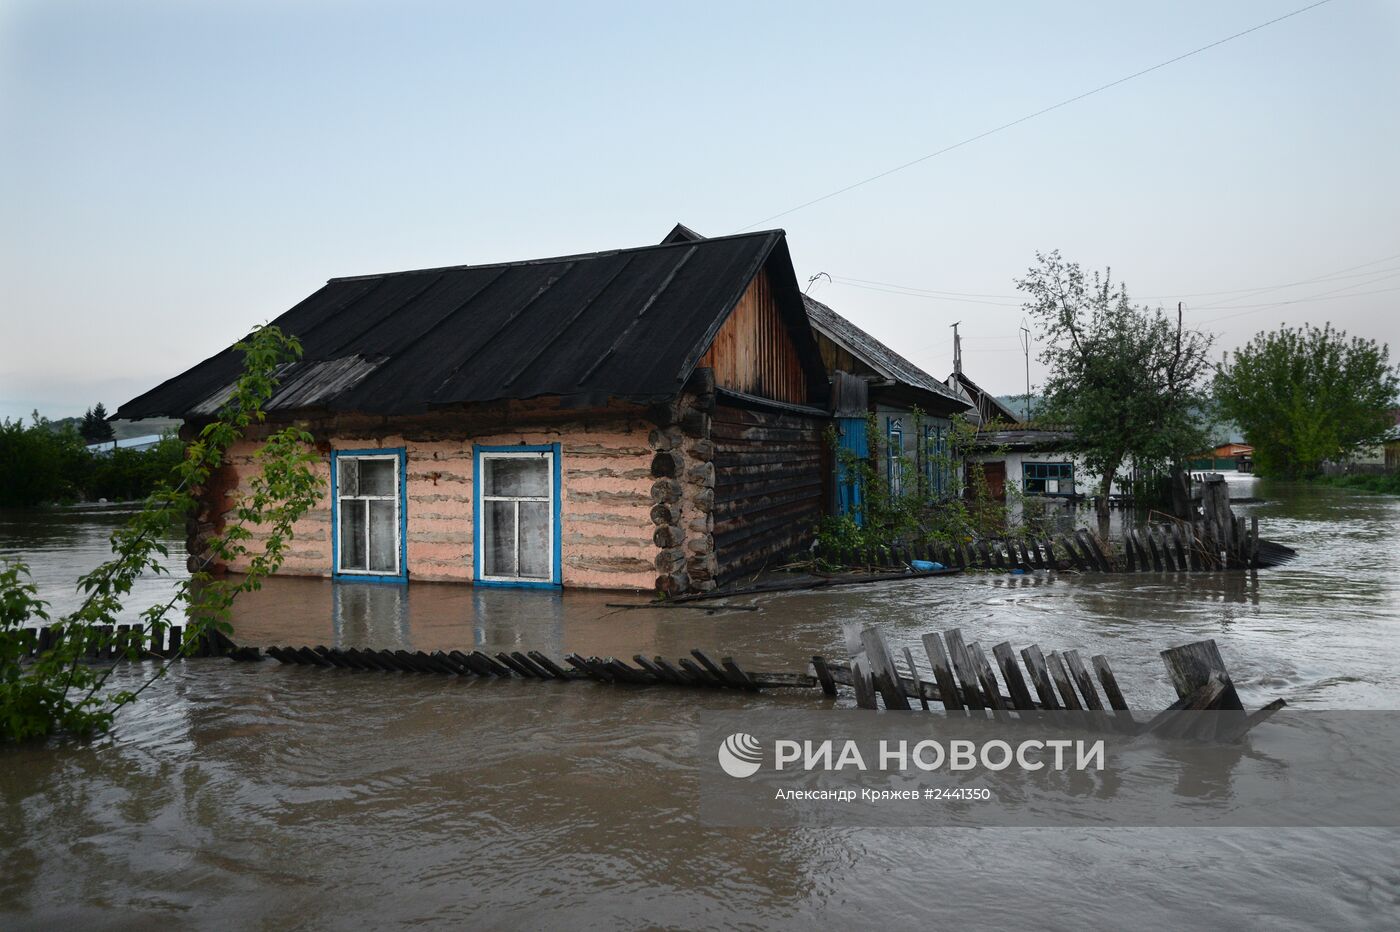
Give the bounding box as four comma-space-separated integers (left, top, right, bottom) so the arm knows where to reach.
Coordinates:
1316, 473, 1400, 495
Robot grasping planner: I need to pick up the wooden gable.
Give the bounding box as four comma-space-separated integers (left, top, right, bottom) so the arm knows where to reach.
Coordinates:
696, 268, 808, 404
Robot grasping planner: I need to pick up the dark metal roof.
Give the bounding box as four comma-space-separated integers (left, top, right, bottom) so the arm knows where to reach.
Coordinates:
946, 371, 1023, 424
118, 230, 825, 419
968, 428, 1072, 451
802, 294, 968, 408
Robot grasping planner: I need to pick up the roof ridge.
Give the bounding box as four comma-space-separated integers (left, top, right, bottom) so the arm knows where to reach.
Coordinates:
327, 228, 784, 283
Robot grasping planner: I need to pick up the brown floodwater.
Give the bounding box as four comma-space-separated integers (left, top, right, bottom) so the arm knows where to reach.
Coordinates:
3, 479, 1399, 928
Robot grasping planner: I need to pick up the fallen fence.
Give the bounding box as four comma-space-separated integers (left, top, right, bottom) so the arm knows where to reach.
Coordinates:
13, 620, 1284, 739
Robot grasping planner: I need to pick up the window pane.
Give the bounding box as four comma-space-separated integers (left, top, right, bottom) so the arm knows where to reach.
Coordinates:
338, 458, 358, 497
518, 501, 551, 579
368, 499, 397, 572
484, 456, 549, 497
359, 459, 396, 497
483, 500, 517, 577
340, 499, 366, 570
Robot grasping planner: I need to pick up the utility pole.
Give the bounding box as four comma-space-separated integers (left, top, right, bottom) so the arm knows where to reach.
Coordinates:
951, 321, 962, 377
1019, 321, 1032, 423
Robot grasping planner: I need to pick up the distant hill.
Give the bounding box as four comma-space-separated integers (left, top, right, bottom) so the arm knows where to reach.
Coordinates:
42, 416, 182, 440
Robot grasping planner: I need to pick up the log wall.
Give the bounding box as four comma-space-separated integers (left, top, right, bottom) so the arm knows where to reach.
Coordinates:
186, 399, 659, 590
711, 402, 826, 582
696, 269, 807, 405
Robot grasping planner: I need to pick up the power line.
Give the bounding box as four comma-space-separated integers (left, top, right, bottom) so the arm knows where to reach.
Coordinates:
735, 0, 1335, 232
1199, 282, 1400, 324
822, 248, 1400, 312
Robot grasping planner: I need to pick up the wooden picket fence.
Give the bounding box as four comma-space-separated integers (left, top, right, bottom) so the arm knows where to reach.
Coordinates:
826, 514, 1292, 576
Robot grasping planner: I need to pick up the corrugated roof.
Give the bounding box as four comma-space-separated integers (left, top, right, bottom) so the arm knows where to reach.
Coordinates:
118, 230, 826, 419
802, 294, 967, 406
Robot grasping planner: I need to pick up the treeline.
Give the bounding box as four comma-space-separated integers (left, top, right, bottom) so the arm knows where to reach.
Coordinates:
0, 415, 184, 508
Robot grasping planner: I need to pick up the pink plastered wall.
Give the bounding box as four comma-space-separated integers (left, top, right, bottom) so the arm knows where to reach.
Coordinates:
211, 413, 657, 590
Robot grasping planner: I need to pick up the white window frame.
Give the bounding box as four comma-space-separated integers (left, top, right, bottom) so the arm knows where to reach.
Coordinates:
477, 449, 555, 583
336, 453, 402, 577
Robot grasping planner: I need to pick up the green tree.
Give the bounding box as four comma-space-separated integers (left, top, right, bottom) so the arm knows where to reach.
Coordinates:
1017, 251, 1214, 535
1214, 323, 1399, 478
0, 325, 323, 741
79, 403, 115, 444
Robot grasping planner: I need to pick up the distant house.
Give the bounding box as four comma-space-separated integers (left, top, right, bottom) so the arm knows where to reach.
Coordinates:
1188, 442, 1254, 473
802, 294, 971, 512
85, 434, 165, 455
117, 227, 835, 594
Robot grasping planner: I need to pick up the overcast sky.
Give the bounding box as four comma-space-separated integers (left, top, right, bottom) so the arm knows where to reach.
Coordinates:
2, 0, 1397, 421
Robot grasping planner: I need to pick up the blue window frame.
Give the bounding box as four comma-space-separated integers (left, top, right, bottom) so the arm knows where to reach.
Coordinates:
887, 418, 903, 497
1023, 461, 1074, 496
923, 424, 948, 497
473, 443, 562, 588
331, 448, 408, 584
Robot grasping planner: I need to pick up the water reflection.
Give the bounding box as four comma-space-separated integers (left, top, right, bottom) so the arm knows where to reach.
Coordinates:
333, 583, 410, 647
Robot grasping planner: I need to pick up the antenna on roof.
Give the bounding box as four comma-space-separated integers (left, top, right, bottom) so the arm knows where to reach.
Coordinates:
805, 272, 831, 294
951, 321, 962, 376
1019, 319, 1032, 423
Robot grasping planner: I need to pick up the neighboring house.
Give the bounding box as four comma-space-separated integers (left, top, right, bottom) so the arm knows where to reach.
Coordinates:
85, 434, 165, 455
116, 227, 833, 594
802, 294, 971, 513
963, 427, 1133, 504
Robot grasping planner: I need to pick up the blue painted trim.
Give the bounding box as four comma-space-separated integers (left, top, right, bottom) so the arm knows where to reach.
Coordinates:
472, 442, 562, 589
330, 447, 409, 584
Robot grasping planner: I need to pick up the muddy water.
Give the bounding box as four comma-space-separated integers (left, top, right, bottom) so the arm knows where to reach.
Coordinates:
3, 480, 1399, 928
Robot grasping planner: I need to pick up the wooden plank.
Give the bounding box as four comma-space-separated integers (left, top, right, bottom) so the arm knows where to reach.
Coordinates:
452, 650, 492, 676
1217, 697, 1286, 741
632, 655, 674, 683
1058, 535, 1085, 570
678, 657, 719, 686
431, 651, 470, 675
690, 649, 734, 686
1141, 677, 1226, 738
494, 652, 536, 677
942, 628, 986, 710
1041, 537, 1057, 568
921, 633, 964, 711
511, 651, 554, 679
1159, 639, 1244, 711
850, 658, 878, 709
1019, 645, 1061, 710
1171, 523, 1189, 570
966, 641, 1007, 711
1061, 649, 1106, 711
528, 651, 572, 679
422, 651, 461, 675
1091, 655, 1130, 711
470, 651, 514, 677
1045, 651, 1084, 710
604, 658, 652, 684
1077, 529, 1112, 572
299, 646, 335, 668
901, 647, 929, 710
859, 627, 912, 710
812, 655, 838, 696
314, 646, 352, 669
992, 641, 1036, 710
1144, 527, 1164, 571
654, 656, 698, 685
721, 657, 760, 691
564, 653, 608, 681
